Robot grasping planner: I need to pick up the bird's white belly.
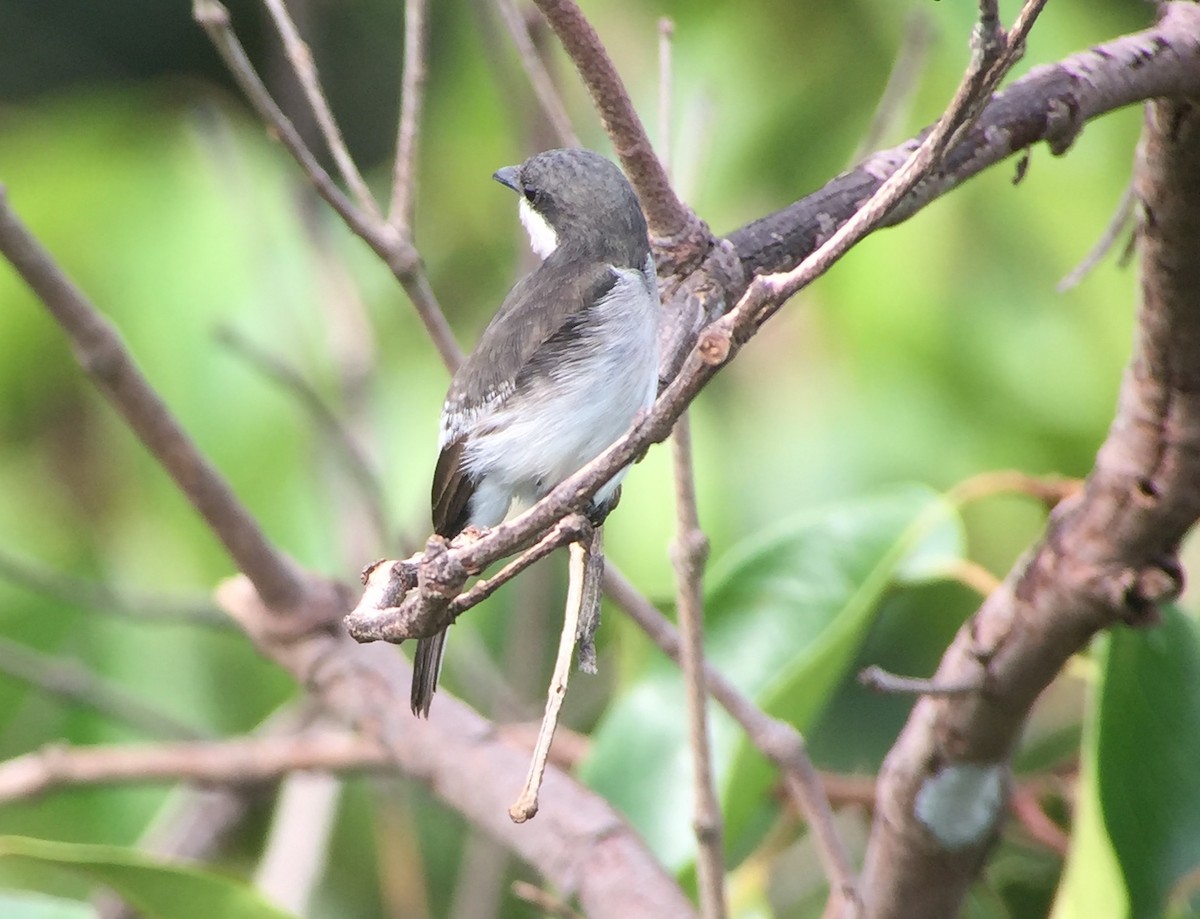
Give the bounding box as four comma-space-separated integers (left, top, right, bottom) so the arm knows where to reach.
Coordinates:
462, 261, 658, 526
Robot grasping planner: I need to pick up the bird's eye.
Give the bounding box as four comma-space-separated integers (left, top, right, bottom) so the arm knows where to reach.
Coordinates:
523, 186, 539, 203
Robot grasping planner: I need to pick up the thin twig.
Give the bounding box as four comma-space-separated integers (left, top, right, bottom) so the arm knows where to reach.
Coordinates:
450, 515, 590, 619
602, 566, 860, 912
942, 558, 1003, 598
0, 185, 315, 618
1057, 181, 1136, 291
0, 637, 208, 742
730, 0, 1050, 331
389, 0, 430, 231
858, 665, 983, 697
658, 18, 674, 174
0, 732, 387, 803
494, 0, 580, 148
0, 548, 231, 630
508, 540, 588, 822
947, 469, 1081, 509
670, 415, 726, 919
260, 0, 381, 220
215, 325, 391, 548
193, 0, 463, 372
851, 10, 935, 164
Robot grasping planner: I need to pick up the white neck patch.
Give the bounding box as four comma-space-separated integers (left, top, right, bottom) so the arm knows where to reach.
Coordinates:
519, 197, 558, 259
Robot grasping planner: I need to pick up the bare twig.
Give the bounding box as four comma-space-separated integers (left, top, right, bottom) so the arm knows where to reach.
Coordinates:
657, 17, 674, 172
0, 186, 318, 619
346, 514, 591, 644
857, 665, 983, 698
261, 0, 381, 219
0, 548, 231, 630
726, 0, 1049, 333
193, 0, 463, 372
494, 0, 580, 148
602, 567, 860, 912
942, 558, 1003, 598
948, 469, 1081, 509
509, 539, 589, 822
0, 732, 386, 803
215, 325, 391, 547
1009, 786, 1069, 855
658, 27, 725, 907
0, 637, 207, 741
670, 415, 726, 918
1057, 181, 1137, 291
389, 0, 430, 230
851, 10, 935, 164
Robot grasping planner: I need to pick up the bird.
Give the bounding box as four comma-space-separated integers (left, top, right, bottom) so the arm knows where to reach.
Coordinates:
412, 147, 661, 717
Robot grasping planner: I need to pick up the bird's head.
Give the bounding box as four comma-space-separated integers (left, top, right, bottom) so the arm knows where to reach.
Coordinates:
493, 148, 649, 264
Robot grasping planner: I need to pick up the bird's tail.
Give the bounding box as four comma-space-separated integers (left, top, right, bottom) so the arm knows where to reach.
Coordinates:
411, 629, 447, 717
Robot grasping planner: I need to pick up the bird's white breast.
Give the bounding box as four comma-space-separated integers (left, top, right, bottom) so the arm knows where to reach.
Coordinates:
459, 254, 659, 523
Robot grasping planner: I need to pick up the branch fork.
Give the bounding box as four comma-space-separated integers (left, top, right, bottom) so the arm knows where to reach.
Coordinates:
344, 514, 594, 646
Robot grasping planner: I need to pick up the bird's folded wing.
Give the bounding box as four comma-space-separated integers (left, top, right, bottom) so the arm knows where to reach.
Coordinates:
431, 257, 618, 536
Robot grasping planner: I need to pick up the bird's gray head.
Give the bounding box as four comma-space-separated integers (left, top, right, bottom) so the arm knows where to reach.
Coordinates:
493, 148, 649, 266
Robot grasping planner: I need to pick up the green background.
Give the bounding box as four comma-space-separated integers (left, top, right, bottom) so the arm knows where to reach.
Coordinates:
1, 1, 1194, 917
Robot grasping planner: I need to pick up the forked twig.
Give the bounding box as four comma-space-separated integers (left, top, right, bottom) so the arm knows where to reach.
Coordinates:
508, 539, 590, 822
193, 0, 463, 372
261, 0, 381, 220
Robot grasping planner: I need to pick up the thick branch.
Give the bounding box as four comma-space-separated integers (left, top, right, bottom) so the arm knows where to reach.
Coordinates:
221, 576, 697, 919
730, 5, 1200, 277
860, 24, 1200, 919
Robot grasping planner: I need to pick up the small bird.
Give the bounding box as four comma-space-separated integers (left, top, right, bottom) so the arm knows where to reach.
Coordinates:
412, 148, 661, 717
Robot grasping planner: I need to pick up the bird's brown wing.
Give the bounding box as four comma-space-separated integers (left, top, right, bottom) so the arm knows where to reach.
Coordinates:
431, 436, 472, 538
432, 256, 618, 538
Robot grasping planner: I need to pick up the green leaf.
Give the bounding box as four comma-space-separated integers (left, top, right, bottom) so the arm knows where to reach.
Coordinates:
1098, 608, 1200, 917
582, 485, 964, 869
1053, 607, 1200, 919
0, 836, 298, 919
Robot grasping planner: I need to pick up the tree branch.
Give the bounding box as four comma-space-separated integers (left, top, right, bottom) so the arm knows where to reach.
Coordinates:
602, 566, 859, 910
260, 0, 382, 220
530, 0, 708, 262
219, 575, 698, 919
0, 547, 231, 630
342, 7, 1200, 657
193, 0, 463, 372
860, 9, 1200, 914
389, 0, 430, 231
670, 414, 727, 919
493, 0, 580, 148
0, 185, 321, 621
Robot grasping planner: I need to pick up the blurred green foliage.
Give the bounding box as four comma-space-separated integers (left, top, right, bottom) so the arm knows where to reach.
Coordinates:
0, 0, 1190, 917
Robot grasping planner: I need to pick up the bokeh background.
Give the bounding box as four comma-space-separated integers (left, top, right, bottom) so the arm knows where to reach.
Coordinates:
1, 1, 1190, 918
